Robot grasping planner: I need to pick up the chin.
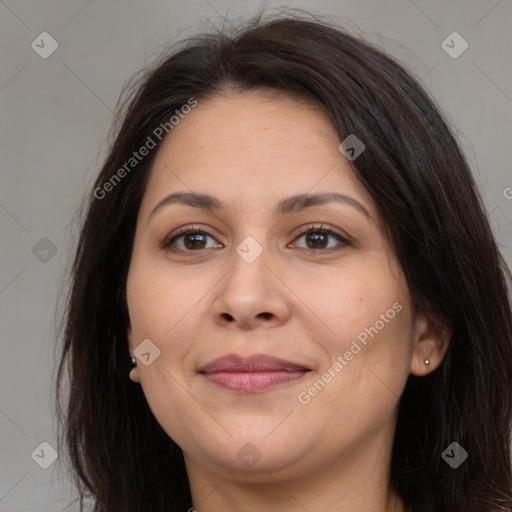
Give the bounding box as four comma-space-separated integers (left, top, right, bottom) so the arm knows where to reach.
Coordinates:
205, 446, 310, 481
184, 428, 321, 480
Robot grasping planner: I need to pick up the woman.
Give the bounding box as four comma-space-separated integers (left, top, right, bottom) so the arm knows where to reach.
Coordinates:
55, 13, 512, 512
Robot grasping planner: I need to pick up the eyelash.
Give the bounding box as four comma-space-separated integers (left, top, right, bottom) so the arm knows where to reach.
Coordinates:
160, 223, 351, 254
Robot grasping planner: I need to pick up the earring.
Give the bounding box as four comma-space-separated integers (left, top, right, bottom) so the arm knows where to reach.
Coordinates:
424, 358, 430, 368
131, 357, 137, 367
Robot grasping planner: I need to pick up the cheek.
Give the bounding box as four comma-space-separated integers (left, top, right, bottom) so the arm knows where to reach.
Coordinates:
127, 259, 210, 341
295, 260, 413, 405
126, 264, 213, 445
292, 259, 408, 350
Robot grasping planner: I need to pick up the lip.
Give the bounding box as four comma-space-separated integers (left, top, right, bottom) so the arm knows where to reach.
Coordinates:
199, 354, 311, 392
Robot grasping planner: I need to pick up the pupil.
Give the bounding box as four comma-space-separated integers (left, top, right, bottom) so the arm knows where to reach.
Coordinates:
308, 233, 326, 248
185, 234, 205, 249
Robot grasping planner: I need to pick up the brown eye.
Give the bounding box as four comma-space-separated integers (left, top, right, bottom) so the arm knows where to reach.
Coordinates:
162, 229, 222, 251
304, 231, 329, 249
291, 225, 350, 252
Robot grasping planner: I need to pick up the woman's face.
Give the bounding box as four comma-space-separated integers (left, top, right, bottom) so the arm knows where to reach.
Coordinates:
126, 90, 438, 482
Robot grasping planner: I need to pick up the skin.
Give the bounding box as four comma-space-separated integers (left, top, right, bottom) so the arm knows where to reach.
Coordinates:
126, 89, 450, 512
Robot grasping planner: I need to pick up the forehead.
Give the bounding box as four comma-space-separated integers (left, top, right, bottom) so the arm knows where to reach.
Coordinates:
139, 89, 376, 219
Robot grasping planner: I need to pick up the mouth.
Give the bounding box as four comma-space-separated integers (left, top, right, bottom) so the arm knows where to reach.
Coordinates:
198, 354, 312, 393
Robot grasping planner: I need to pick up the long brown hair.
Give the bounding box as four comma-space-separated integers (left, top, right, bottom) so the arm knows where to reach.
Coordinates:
55, 12, 512, 512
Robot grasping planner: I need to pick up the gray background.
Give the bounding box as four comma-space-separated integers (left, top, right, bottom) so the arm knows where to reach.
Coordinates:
1, 0, 511, 510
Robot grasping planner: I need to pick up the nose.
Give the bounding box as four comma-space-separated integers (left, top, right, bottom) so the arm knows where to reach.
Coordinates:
211, 244, 291, 330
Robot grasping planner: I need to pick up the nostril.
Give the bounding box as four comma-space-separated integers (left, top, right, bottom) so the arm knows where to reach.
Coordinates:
258, 312, 272, 320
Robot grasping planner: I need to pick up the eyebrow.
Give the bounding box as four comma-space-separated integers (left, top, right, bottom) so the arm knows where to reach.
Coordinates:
148, 191, 372, 222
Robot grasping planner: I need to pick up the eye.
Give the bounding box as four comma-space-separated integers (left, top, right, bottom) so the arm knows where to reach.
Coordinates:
161, 226, 222, 252
289, 224, 350, 252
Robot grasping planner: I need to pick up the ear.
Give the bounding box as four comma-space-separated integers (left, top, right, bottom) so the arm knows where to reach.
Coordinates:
127, 326, 141, 384
410, 311, 451, 376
